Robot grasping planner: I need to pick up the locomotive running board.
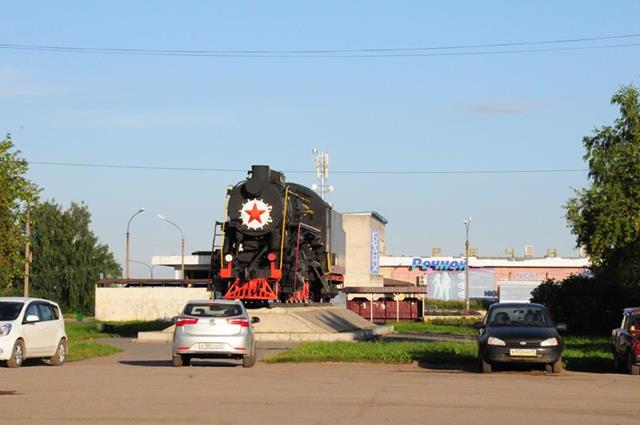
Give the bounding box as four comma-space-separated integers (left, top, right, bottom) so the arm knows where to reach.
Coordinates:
224, 278, 278, 301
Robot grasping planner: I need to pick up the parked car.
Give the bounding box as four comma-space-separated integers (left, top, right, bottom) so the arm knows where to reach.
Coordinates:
172, 299, 260, 368
611, 307, 640, 375
476, 302, 566, 373
0, 297, 68, 368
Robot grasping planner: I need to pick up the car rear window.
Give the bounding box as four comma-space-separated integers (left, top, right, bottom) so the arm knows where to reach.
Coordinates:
0, 302, 24, 321
184, 303, 243, 318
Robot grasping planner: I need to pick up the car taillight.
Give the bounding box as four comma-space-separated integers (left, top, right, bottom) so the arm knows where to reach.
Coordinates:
227, 318, 249, 327
633, 340, 640, 355
176, 318, 199, 327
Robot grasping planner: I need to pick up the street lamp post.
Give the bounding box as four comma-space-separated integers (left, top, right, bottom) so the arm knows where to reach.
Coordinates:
125, 208, 145, 279
464, 217, 472, 311
158, 214, 185, 280
129, 259, 154, 278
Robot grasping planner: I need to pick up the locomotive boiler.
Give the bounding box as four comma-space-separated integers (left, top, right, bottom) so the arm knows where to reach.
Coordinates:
209, 165, 345, 304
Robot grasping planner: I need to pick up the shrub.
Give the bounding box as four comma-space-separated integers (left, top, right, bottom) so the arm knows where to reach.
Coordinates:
424, 299, 483, 311
531, 275, 639, 335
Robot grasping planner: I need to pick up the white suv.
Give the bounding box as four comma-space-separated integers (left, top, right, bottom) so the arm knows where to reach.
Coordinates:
0, 297, 68, 368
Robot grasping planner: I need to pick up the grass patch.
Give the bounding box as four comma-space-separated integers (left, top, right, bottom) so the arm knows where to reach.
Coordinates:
563, 336, 612, 372
394, 321, 478, 336
67, 340, 122, 362
266, 335, 615, 373
265, 341, 477, 365
65, 321, 113, 340
64, 319, 170, 363
98, 320, 172, 337
66, 320, 171, 339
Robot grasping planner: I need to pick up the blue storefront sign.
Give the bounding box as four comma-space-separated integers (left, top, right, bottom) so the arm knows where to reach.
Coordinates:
371, 231, 380, 274
410, 257, 467, 271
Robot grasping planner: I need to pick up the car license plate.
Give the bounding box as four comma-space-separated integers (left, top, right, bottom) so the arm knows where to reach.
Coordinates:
198, 343, 224, 350
509, 349, 537, 357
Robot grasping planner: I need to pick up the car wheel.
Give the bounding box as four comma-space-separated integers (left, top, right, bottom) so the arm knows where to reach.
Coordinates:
172, 354, 184, 367
7, 340, 25, 368
547, 358, 563, 374
613, 352, 621, 372
480, 357, 491, 373
629, 354, 640, 376
48, 339, 67, 366
242, 345, 256, 368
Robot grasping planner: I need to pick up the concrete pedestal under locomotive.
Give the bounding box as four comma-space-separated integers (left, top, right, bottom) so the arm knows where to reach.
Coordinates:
209, 165, 345, 304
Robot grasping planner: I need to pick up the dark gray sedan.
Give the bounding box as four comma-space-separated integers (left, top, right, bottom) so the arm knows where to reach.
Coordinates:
476, 303, 566, 373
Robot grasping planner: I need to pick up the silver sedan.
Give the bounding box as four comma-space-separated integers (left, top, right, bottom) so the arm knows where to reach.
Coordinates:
172, 299, 259, 367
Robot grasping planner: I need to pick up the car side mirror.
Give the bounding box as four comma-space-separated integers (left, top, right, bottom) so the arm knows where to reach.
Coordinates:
171, 316, 178, 323
556, 323, 567, 332
473, 322, 485, 330
251, 317, 260, 324
25, 314, 39, 323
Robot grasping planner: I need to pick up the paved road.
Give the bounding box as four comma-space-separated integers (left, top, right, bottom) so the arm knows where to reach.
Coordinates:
2, 338, 639, 425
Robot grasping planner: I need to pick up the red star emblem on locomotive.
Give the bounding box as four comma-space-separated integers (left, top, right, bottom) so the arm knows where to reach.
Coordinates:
239, 199, 273, 230
245, 202, 266, 223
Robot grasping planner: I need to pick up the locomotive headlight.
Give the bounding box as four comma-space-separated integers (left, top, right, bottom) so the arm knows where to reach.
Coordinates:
225, 254, 233, 263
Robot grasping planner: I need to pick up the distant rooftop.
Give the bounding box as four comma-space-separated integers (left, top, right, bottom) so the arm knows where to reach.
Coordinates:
342, 211, 388, 224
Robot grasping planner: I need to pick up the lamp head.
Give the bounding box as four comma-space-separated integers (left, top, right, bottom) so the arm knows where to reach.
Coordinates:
157, 214, 166, 220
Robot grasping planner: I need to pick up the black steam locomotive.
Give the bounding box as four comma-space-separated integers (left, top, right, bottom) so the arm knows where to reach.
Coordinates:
209, 165, 345, 304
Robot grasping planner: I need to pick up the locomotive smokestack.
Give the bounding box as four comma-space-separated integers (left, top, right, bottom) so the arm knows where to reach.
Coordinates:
251, 165, 271, 181
245, 165, 271, 196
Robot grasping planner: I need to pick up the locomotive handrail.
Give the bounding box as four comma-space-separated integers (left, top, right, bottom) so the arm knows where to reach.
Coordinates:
279, 185, 290, 270
286, 189, 310, 203
220, 193, 230, 270
289, 222, 321, 234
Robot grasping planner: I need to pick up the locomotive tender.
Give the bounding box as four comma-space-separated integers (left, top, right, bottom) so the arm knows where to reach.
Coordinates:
210, 165, 345, 304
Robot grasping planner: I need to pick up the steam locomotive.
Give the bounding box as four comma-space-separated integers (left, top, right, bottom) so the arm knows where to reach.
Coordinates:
209, 165, 345, 304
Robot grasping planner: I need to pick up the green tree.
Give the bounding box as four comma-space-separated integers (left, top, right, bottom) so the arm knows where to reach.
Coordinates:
566, 84, 640, 285
0, 134, 39, 294
30, 201, 121, 313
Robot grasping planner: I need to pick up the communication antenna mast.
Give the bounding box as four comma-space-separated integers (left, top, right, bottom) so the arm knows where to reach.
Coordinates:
311, 148, 333, 200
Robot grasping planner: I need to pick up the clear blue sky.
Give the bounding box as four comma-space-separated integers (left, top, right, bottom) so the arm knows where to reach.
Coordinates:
2, 2, 639, 277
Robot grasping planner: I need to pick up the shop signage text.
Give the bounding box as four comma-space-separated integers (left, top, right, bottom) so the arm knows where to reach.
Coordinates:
410, 258, 467, 271
370, 231, 380, 274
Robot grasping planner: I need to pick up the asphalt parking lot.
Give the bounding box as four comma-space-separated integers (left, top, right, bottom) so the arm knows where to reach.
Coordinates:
2, 338, 639, 425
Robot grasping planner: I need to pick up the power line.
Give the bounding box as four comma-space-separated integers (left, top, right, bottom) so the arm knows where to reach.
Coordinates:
1, 33, 640, 58
28, 160, 586, 175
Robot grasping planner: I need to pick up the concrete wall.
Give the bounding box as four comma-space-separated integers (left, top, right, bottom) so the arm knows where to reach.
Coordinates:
343, 213, 386, 287
95, 287, 210, 321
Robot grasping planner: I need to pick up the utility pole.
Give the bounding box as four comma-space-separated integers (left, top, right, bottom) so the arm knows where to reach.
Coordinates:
312, 148, 333, 200
158, 214, 185, 280
125, 208, 145, 279
464, 217, 471, 311
24, 206, 31, 297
